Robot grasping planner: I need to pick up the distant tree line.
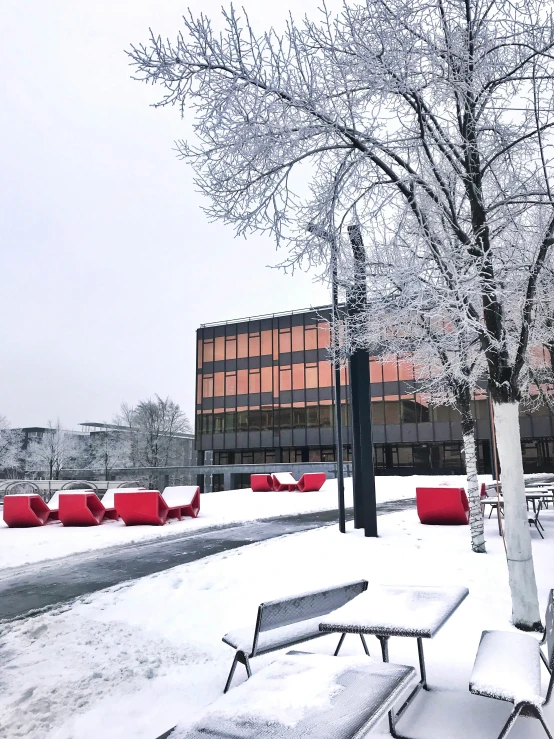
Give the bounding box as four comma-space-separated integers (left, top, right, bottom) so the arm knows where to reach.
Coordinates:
0, 396, 192, 480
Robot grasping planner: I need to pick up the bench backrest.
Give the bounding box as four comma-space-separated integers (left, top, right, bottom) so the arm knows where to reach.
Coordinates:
252, 580, 368, 656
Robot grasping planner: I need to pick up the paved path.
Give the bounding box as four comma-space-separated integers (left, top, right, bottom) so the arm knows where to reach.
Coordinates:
0, 499, 414, 621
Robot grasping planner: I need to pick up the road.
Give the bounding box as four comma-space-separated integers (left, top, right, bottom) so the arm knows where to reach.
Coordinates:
0, 498, 414, 621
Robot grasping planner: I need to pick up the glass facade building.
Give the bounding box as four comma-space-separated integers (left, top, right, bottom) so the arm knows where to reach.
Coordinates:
196, 307, 554, 476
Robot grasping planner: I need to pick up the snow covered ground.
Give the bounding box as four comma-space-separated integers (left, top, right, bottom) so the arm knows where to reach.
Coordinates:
1, 487, 553, 739
0, 474, 479, 570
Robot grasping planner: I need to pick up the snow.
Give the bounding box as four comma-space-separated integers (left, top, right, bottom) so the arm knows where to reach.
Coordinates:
0, 474, 478, 570
1, 490, 553, 739
319, 585, 469, 637
470, 630, 543, 706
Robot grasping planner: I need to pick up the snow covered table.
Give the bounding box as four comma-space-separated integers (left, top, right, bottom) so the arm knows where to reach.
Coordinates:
319, 585, 469, 734
173, 652, 416, 739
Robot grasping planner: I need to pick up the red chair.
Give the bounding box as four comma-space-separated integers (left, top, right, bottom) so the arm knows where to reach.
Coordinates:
162, 486, 201, 518
297, 473, 327, 492
58, 492, 117, 526
416, 487, 470, 525
272, 473, 299, 491
251, 474, 273, 492
3, 494, 54, 527
114, 490, 181, 526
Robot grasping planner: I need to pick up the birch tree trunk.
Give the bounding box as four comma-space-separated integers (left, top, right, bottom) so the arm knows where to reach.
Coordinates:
462, 430, 486, 553
493, 402, 542, 630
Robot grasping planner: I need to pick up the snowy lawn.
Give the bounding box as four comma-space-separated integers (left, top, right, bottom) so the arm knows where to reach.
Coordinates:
1, 494, 553, 739
0, 474, 476, 570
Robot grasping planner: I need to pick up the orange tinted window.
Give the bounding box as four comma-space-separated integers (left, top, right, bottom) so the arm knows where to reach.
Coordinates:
214, 372, 224, 396
249, 333, 260, 356
204, 340, 214, 363
225, 372, 237, 395
370, 359, 383, 382
202, 375, 213, 398
398, 359, 414, 380
249, 370, 260, 393
306, 363, 318, 388
197, 375, 202, 403
237, 369, 248, 394
280, 366, 292, 391
261, 330, 272, 355
292, 326, 304, 352
197, 339, 203, 369
261, 366, 272, 393
382, 357, 398, 381
317, 322, 331, 349
214, 337, 225, 361
305, 327, 317, 350
292, 364, 305, 389
237, 334, 248, 358
226, 336, 237, 359
318, 361, 333, 387
279, 330, 291, 354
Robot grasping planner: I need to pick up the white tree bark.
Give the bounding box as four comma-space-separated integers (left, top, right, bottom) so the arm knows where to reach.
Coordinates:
493, 402, 541, 630
463, 432, 486, 553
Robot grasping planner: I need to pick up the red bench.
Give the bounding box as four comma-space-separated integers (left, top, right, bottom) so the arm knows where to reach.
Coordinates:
250, 474, 273, 492
58, 492, 119, 526
297, 473, 326, 492
114, 490, 182, 526
416, 487, 470, 525
3, 494, 55, 527
162, 486, 201, 518
272, 473, 299, 491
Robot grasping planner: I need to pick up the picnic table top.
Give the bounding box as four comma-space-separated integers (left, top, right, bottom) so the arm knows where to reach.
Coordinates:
319, 585, 469, 639
176, 652, 416, 739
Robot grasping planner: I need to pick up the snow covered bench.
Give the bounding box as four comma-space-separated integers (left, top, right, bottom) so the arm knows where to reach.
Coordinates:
112, 489, 183, 526
162, 486, 200, 518
3, 494, 56, 527
272, 472, 298, 491
469, 588, 554, 738
221, 579, 369, 693
180, 652, 416, 739
250, 474, 273, 492
56, 491, 119, 526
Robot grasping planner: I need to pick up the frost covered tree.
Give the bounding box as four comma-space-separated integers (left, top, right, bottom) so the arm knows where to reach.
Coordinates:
129, 0, 554, 628
116, 396, 191, 469
25, 421, 84, 480
89, 427, 132, 481
0, 415, 24, 476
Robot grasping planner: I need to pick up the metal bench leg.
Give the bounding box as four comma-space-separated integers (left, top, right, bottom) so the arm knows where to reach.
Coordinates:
496, 705, 523, 739
417, 638, 428, 690
536, 709, 554, 739
334, 633, 347, 656
360, 634, 370, 656
223, 652, 240, 693
223, 651, 251, 693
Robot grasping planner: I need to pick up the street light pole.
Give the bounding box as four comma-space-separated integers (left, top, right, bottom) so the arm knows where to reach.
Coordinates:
331, 237, 347, 534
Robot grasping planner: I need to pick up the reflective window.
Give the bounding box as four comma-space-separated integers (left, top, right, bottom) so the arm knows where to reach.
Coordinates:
305, 327, 317, 350
306, 363, 318, 388
261, 330, 273, 355
214, 413, 225, 433
383, 357, 398, 381
214, 336, 225, 361
318, 361, 332, 387
225, 372, 237, 396
237, 410, 248, 431
249, 369, 261, 394
261, 366, 272, 393
214, 372, 225, 397
203, 375, 214, 398
204, 340, 214, 363
237, 369, 248, 395
198, 339, 203, 368
280, 366, 292, 391
249, 332, 260, 356
292, 364, 305, 390
292, 326, 304, 352
237, 333, 248, 358
226, 336, 237, 359
317, 322, 331, 349
279, 329, 291, 354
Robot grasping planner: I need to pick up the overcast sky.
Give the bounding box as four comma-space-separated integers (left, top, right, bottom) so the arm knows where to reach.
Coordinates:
0, 0, 332, 430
